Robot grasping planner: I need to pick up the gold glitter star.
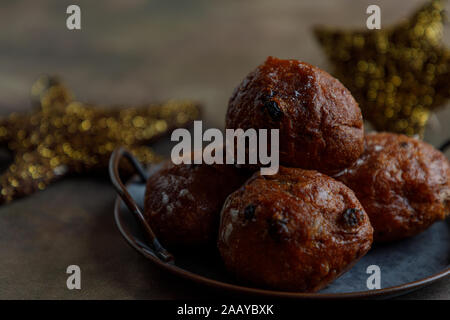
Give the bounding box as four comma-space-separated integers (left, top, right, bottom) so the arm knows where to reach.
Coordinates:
315, 0, 450, 136
0, 76, 200, 204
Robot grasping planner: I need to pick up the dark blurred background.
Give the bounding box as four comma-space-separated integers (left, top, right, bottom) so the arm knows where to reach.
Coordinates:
0, 0, 449, 299
1, 0, 449, 145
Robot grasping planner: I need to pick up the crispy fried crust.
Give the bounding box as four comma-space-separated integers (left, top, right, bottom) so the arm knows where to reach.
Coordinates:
218, 167, 373, 292
144, 162, 250, 247
334, 133, 450, 242
226, 56, 364, 173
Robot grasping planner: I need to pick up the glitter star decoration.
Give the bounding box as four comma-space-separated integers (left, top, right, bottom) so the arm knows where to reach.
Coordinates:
314, 0, 450, 136
0, 76, 200, 205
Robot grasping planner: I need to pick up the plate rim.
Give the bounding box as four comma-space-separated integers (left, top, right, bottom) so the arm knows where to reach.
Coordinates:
114, 178, 450, 299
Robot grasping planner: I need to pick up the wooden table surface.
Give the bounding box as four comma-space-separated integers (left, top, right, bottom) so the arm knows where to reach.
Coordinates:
0, 0, 449, 299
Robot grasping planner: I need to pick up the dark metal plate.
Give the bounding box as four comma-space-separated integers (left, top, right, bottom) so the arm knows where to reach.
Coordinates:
114, 176, 450, 299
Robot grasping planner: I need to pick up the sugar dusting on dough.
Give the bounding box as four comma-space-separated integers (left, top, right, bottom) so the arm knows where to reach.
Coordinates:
374, 145, 383, 151
223, 208, 240, 243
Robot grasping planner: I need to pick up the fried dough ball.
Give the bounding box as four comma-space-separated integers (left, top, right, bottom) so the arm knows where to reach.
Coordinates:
218, 167, 373, 292
144, 161, 250, 247
334, 133, 450, 242
226, 56, 364, 174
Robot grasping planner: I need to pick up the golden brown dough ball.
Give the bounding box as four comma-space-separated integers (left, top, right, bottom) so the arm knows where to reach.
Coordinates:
144, 161, 251, 247
218, 167, 373, 292
334, 132, 450, 242
226, 56, 364, 174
